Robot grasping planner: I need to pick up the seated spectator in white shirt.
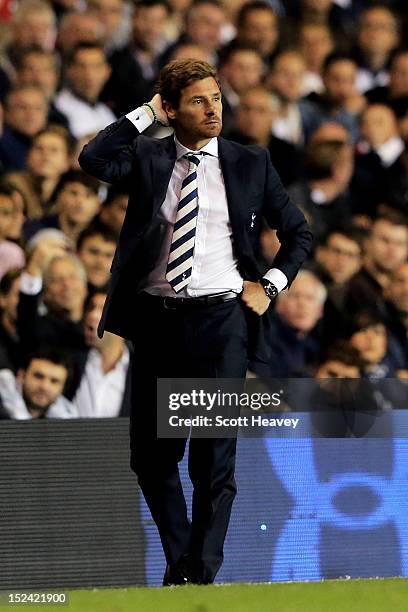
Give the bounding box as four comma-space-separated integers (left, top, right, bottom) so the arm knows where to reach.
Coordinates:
73, 290, 131, 417
55, 42, 116, 139
0, 348, 77, 419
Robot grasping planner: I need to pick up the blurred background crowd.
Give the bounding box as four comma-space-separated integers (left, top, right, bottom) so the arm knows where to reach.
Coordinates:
0, 0, 406, 419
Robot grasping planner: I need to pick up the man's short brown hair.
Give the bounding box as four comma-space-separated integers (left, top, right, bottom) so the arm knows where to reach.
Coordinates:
155, 59, 220, 108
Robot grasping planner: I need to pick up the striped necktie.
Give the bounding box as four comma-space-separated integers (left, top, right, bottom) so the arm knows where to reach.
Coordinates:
166, 152, 204, 293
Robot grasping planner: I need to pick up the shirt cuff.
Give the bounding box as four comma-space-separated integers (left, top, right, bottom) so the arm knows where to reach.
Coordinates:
263, 268, 288, 293
20, 272, 42, 295
125, 106, 153, 132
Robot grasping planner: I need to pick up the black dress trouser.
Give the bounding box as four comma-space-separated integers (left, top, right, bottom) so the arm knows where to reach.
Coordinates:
129, 292, 249, 583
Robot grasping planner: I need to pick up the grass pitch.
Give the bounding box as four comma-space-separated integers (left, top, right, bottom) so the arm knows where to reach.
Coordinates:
5, 578, 408, 612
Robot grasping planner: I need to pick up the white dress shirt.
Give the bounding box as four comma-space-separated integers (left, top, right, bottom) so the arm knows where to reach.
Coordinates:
126, 107, 288, 297
55, 89, 117, 139
73, 347, 130, 418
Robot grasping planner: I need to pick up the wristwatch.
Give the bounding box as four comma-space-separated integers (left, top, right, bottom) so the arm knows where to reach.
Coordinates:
260, 278, 279, 300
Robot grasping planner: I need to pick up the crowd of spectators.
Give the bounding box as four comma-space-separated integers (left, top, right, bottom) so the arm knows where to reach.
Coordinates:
0, 0, 407, 419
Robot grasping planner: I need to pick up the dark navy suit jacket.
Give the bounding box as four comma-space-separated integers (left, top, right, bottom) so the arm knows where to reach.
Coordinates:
79, 116, 313, 354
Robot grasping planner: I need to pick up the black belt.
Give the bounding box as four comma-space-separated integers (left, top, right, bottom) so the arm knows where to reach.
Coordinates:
140, 291, 240, 310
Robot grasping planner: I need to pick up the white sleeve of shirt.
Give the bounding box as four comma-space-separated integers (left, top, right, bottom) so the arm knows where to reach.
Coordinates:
263, 268, 288, 293
20, 272, 43, 295
125, 106, 153, 132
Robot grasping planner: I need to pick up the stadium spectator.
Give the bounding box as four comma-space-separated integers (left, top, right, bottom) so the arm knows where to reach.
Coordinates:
170, 43, 212, 64
315, 341, 365, 380
288, 139, 354, 241
298, 22, 334, 96
306, 53, 366, 143
0, 268, 22, 372
228, 86, 301, 187
343, 208, 408, 322
352, 104, 404, 214
353, 4, 400, 93
87, 0, 130, 54
17, 244, 88, 372
73, 290, 131, 416
23, 170, 101, 244
6, 0, 57, 68
235, 1, 280, 62
218, 44, 264, 134
181, 0, 226, 63
56, 10, 106, 58
0, 85, 49, 172
0, 188, 25, 281
14, 47, 68, 128
102, 0, 171, 116
55, 43, 116, 140
348, 311, 395, 379
98, 185, 128, 236
251, 270, 326, 377
366, 48, 408, 107
313, 226, 363, 288
266, 49, 319, 145
0, 348, 77, 419
5, 126, 72, 220
77, 224, 117, 291
310, 120, 351, 144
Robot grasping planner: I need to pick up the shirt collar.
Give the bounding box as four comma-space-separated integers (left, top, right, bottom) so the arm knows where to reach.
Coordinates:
174, 135, 218, 160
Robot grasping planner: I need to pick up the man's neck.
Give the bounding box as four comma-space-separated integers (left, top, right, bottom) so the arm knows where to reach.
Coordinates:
364, 258, 390, 288
59, 212, 86, 243
175, 130, 212, 151
364, 49, 388, 72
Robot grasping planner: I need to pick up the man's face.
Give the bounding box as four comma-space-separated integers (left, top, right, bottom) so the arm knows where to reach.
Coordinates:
351, 324, 387, 365
276, 275, 324, 333
366, 220, 408, 274
299, 24, 333, 70
186, 3, 225, 54
319, 233, 361, 284
0, 195, 15, 240
58, 14, 102, 54
88, 0, 123, 38
167, 77, 222, 142
132, 4, 168, 52
18, 53, 59, 99
84, 292, 106, 346
44, 258, 87, 313
6, 89, 48, 137
361, 105, 397, 147
78, 235, 116, 288
238, 9, 279, 58
58, 182, 101, 226
21, 359, 67, 413
358, 8, 398, 55
0, 276, 21, 324
324, 60, 357, 105
221, 50, 263, 95
28, 133, 70, 179
237, 89, 275, 142
13, 12, 55, 48
68, 48, 110, 102
386, 263, 408, 313
268, 53, 306, 103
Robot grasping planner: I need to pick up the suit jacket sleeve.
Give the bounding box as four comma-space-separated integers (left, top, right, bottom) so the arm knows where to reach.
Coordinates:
262, 149, 313, 286
78, 116, 140, 184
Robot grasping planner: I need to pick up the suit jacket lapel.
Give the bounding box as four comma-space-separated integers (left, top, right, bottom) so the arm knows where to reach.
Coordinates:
151, 135, 177, 217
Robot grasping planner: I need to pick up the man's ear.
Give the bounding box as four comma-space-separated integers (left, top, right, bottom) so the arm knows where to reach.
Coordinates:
163, 100, 176, 121
16, 369, 25, 385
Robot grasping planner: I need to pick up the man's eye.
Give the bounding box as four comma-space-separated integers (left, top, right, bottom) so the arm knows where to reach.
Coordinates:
194, 99, 202, 104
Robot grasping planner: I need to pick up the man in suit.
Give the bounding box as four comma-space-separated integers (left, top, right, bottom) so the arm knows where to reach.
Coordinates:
79, 59, 312, 586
